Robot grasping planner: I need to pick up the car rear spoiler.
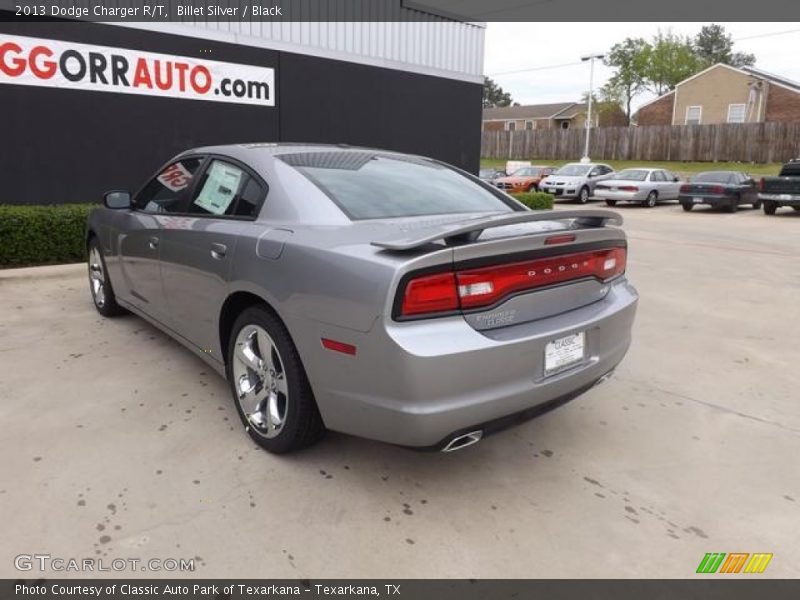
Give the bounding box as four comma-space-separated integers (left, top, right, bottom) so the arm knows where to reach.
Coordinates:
371, 210, 623, 251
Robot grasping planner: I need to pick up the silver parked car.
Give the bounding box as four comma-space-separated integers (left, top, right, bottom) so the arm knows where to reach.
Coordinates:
539, 162, 616, 203
594, 168, 682, 208
87, 144, 638, 453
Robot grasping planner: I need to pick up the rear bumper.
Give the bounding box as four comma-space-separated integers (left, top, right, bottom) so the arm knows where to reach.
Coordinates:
678, 194, 734, 207
594, 190, 646, 202
307, 279, 638, 448
759, 193, 800, 206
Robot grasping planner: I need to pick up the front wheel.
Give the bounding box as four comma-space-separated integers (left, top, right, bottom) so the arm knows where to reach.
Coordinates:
578, 186, 590, 204
88, 238, 125, 317
227, 306, 325, 454
526, 183, 537, 193
763, 201, 778, 215
793, 206, 800, 212
605, 199, 617, 207
681, 203, 694, 212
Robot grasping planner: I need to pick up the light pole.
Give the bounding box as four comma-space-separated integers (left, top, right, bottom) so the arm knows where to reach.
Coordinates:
581, 53, 605, 163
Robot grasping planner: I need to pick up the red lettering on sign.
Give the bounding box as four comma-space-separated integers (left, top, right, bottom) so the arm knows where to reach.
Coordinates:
190, 65, 211, 94
153, 59, 172, 90
29, 45, 56, 79
132, 58, 152, 88
174, 62, 189, 92
0, 42, 26, 76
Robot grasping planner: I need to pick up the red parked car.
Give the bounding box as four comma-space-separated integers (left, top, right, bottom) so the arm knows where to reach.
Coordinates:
494, 166, 555, 193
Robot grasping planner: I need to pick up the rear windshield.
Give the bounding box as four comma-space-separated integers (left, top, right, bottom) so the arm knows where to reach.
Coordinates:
554, 164, 591, 176
615, 169, 649, 181
278, 152, 516, 219
694, 172, 735, 184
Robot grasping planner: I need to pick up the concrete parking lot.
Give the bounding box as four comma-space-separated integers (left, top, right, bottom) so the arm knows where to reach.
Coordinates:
1, 203, 798, 579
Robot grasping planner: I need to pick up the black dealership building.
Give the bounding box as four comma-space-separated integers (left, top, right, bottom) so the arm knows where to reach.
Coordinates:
0, 10, 484, 205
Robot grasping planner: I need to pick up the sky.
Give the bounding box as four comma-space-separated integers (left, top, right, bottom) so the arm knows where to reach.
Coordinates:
483, 22, 800, 111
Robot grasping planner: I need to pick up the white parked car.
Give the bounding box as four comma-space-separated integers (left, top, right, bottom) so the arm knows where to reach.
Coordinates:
593, 168, 683, 208
539, 163, 616, 203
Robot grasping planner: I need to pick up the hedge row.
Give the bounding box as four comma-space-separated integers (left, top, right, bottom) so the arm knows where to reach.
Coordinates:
0, 204, 97, 267
510, 191, 555, 210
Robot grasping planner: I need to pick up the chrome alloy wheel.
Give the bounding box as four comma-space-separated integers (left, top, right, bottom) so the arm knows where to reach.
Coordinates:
232, 325, 288, 439
88, 246, 106, 308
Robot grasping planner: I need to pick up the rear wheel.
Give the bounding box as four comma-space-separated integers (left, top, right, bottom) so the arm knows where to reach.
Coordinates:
763, 201, 778, 215
753, 199, 762, 210
725, 197, 738, 213
645, 191, 658, 208
227, 306, 325, 454
681, 203, 694, 212
87, 238, 125, 317
793, 206, 800, 211
578, 186, 590, 204
605, 199, 617, 207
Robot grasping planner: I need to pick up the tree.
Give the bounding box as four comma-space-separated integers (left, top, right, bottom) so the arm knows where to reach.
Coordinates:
694, 24, 755, 68
604, 37, 650, 124
644, 31, 702, 95
483, 76, 513, 108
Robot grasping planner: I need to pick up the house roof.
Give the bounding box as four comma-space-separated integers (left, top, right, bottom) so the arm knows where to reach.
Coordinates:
742, 66, 800, 93
483, 102, 584, 121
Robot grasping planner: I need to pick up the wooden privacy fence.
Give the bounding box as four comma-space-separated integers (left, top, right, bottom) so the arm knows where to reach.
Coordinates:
481, 122, 800, 164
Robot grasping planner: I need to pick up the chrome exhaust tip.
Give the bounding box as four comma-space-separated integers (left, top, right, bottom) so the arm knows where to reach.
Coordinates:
594, 369, 615, 386
442, 430, 483, 452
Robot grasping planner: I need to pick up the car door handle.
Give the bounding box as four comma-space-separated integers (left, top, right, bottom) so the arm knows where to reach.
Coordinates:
148, 236, 159, 250
210, 243, 227, 259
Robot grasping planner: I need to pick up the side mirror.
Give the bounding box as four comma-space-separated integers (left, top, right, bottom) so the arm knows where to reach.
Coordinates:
104, 190, 131, 209
746, 178, 755, 186
673, 176, 680, 182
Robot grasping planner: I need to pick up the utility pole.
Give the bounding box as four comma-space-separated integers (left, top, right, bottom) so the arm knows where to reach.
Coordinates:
581, 53, 604, 163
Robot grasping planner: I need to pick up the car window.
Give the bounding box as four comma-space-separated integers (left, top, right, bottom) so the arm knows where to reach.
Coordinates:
651, 171, 666, 182
554, 164, 591, 177
615, 169, 648, 181
134, 158, 203, 213
187, 160, 266, 218
694, 172, 735, 184
278, 151, 516, 220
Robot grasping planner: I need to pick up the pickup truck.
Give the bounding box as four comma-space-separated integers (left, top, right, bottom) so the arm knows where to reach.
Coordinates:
759, 159, 800, 215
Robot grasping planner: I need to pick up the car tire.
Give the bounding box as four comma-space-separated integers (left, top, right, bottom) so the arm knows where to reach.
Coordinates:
87, 237, 126, 317
578, 186, 590, 204
763, 201, 778, 215
605, 199, 617, 207
645, 191, 658, 208
793, 206, 800, 212
725, 197, 737, 213
753, 200, 762, 210
526, 184, 537, 193
681, 203, 693, 212
227, 305, 325, 454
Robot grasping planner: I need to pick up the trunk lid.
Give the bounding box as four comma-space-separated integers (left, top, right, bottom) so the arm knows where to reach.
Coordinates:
379, 210, 627, 331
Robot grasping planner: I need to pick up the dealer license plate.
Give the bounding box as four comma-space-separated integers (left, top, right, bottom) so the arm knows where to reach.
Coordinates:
548, 188, 557, 193
693, 197, 704, 204
779, 194, 792, 201
545, 332, 585, 375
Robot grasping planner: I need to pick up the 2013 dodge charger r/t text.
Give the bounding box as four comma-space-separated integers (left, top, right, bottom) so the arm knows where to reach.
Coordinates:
86, 144, 638, 453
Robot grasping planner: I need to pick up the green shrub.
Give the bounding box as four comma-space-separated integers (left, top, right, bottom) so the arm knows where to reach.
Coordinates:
0, 204, 97, 267
510, 191, 555, 210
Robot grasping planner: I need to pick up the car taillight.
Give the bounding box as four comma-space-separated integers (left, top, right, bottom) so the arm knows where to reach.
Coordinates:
397, 247, 626, 318
759, 177, 765, 191
710, 185, 725, 194
399, 272, 459, 316
679, 184, 691, 193
618, 186, 639, 192
456, 248, 626, 310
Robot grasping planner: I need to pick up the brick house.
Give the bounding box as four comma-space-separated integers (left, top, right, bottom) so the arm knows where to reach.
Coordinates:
483, 102, 626, 132
636, 63, 800, 126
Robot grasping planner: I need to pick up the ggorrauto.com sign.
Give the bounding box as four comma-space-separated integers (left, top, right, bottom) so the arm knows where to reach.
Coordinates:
0, 33, 275, 106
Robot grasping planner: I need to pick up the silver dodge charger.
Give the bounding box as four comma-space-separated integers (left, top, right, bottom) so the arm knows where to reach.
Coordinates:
86, 144, 638, 453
